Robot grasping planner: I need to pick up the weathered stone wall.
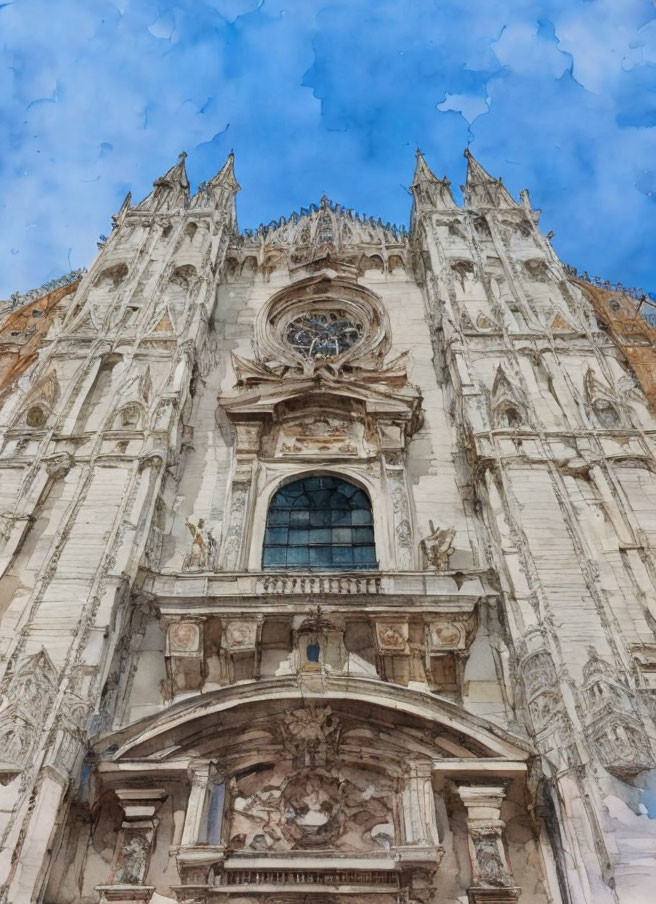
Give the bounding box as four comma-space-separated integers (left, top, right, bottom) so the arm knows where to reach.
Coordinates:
412, 150, 656, 904
0, 151, 654, 904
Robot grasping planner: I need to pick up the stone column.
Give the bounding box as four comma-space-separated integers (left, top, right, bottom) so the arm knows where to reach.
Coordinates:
401, 761, 441, 848
177, 761, 224, 887
399, 762, 443, 904
95, 787, 166, 904
180, 762, 213, 847
455, 784, 520, 904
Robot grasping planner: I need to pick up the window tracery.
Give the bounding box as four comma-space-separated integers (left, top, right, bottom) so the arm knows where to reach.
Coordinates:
253, 276, 391, 370
285, 310, 363, 360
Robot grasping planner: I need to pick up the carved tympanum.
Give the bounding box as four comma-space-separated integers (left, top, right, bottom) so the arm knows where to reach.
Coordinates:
228, 759, 394, 853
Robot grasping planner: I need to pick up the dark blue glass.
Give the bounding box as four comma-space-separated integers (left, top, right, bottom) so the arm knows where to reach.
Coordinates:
262, 475, 378, 571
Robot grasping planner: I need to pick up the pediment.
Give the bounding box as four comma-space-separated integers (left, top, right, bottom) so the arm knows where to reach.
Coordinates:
221, 376, 420, 424
95, 677, 533, 765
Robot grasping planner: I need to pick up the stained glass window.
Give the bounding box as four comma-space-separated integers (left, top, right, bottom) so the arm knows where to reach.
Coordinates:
262, 475, 377, 571
285, 311, 363, 360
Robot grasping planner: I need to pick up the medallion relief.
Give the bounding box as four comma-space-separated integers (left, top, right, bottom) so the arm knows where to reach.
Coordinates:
227, 759, 395, 854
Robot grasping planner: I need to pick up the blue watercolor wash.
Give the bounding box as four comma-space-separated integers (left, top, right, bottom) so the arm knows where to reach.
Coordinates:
0, 0, 655, 297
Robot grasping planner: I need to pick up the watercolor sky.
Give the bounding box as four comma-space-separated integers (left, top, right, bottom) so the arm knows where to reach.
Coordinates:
0, 0, 655, 298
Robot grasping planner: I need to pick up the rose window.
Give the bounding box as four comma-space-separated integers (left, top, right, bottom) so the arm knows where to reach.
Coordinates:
285, 311, 363, 360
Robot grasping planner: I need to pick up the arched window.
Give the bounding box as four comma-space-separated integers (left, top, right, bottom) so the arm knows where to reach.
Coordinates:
262, 475, 377, 571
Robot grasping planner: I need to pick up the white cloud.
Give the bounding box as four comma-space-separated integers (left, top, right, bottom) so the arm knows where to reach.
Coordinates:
437, 93, 489, 124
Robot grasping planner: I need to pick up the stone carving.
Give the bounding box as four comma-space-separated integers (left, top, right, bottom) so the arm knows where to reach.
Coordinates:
451, 259, 475, 289
223, 620, 258, 650
457, 785, 518, 901
168, 621, 201, 654
107, 788, 166, 891
475, 311, 496, 330
420, 522, 456, 571
521, 649, 557, 700
0, 649, 58, 770
429, 621, 463, 648
388, 478, 413, 563
275, 414, 364, 457
279, 705, 341, 760
490, 366, 527, 429
376, 622, 407, 651
182, 517, 215, 570
583, 368, 623, 427
221, 480, 249, 570
0, 713, 34, 769
228, 759, 395, 853
44, 451, 74, 479
581, 646, 655, 778
472, 832, 515, 888
115, 831, 150, 885
524, 258, 550, 282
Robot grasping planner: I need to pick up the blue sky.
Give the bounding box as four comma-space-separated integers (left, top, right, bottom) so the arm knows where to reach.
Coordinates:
0, 0, 655, 298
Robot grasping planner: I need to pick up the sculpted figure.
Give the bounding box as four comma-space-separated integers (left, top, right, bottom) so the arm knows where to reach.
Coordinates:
420, 522, 456, 571
183, 518, 214, 570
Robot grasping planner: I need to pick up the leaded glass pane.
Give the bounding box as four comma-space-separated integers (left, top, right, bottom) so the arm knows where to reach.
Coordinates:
262, 475, 378, 571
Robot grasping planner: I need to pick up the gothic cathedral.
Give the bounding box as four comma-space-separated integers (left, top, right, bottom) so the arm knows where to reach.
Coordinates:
0, 149, 655, 904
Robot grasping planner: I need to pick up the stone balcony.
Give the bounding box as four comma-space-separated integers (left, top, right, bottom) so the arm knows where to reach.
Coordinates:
145, 568, 492, 612
144, 569, 489, 699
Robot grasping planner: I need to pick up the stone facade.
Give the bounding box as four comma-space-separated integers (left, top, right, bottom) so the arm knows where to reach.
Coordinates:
0, 148, 655, 904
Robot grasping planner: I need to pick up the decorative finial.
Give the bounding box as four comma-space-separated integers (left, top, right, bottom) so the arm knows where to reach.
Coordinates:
178, 151, 187, 161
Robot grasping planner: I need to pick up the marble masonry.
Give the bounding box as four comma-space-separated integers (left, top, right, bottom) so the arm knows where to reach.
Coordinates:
0, 149, 655, 904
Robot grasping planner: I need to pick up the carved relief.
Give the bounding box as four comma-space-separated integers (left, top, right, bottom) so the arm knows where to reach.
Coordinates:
584, 368, 623, 427
382, 456, 414, 570
581, 646, 655, 778
278, 705, 341, 761
490, 366, 527, 429
227, 759, 395, 853
114, 831, 150, 885
471, 832, 514, 888
273, 413, 371, 458
0, 649, 58, 770
376, 622, 408, 651
223, 620, 258, 650
221, 480, 250, 570
168, 621, 201, 654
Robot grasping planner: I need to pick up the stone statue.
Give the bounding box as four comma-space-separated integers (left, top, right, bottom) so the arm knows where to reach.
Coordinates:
183, 518, 214, 570
420, 522, 456, 571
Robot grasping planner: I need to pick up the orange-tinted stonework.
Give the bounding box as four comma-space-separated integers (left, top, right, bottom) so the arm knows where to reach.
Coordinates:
0, 281, 79, 396
574, 278, 656, 414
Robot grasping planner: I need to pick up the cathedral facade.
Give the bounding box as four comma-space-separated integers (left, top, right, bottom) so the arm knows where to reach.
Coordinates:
0, 149, 655, 904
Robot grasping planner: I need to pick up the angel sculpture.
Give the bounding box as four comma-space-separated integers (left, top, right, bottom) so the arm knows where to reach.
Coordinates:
420, 522, 456, 572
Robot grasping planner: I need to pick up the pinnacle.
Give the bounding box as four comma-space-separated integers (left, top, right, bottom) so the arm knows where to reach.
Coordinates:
207, 150, 240, 192
411, 149, 441, 187
463, 147, 517, 207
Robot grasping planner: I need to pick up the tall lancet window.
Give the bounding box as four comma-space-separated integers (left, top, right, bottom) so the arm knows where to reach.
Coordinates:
262, 475, 377, 571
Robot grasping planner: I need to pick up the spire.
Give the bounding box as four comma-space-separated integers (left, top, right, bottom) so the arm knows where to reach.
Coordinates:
410, 149, 457, 215
207, 150, 240, 194
135, 152, 190, 211
462, 148, 518, 209
190, 151, 241, 217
